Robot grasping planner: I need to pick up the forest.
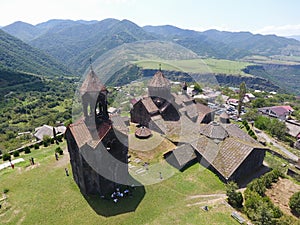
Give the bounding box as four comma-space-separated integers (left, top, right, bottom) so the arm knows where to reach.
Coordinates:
0, 71, 78, 152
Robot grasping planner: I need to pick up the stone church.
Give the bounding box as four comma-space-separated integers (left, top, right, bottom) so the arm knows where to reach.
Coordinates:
65, 68, 128, 196
130, 69, 214, 139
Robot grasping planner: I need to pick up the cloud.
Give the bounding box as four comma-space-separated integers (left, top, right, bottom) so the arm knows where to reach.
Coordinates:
255, 24, 300, 37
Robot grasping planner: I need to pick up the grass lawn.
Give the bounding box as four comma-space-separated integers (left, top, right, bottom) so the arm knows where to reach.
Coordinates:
0, 141, 239, 225
135, 58, 253, 76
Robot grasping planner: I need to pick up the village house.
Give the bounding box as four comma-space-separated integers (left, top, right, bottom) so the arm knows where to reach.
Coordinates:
34, 124, 66, 141
258, 105, 294, 120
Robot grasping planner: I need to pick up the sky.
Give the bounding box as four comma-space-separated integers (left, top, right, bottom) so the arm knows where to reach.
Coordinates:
1, 0, 300, 36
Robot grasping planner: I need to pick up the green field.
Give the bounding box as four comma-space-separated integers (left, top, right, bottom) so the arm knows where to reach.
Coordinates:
135, 58, 253, 76
0, 141, 239, 225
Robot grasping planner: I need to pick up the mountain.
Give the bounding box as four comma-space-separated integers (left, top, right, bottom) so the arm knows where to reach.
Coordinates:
5, 19, 156, 73
288, 35, 300, 42
144, 26, 300, 59
3, 18, 300, 85
4, 19, 300, 64
0, 29, 72, 76
2, 21, 42, 42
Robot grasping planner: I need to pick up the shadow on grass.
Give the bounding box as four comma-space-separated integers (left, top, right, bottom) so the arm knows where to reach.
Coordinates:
82, 175, 145, 217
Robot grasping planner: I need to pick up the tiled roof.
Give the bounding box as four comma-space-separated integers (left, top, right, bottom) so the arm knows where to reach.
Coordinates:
191, 122, 266, 180
34, 125, 54, 140
135, 126, 152, 138
192, 135, 260, 180
197, 103, 213, 123
199, 122, 229, 140
222, 124, 259, 145
80, 69, 106, 95
148, 71, 170, 88
68, 119, 112, 149
34, 125, 67, 140
216, 138, 256, 178
68, 120, 93, 148
142, 97, 159, 114
185, 104, 199, 119
110, 115, 129, 135
149, 115, 167, 134
171, 144, 197, 167
196, 103, 212, 115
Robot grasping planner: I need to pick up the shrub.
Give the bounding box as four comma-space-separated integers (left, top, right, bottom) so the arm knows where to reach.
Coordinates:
55, 147, 63, 155
3, 188, 9, 194
247, 178, 266, 197
42, 135, 51, 147
13, 151, 20, 157
226, 182, 243, 208
43, 141, 49, 147
2, 153, 11, 161
56, 135, 63, 142
24, 146, 31, 154
289, 191, 300, 215
34, 143, 40, 149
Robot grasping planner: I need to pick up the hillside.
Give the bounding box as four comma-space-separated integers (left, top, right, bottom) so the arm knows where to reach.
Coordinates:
3, 19, 156, 74
88, 40, 198, 83
4, 19, 300, 72
0, 29, 72, 77
3, 18, 300, 93
243, 64, 300, 94
143, 25, 300, 59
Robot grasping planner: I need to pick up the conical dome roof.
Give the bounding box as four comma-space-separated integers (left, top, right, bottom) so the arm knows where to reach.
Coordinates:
148, 71, 170, 88
135, 126, 152, 139
80, 69, 106, 95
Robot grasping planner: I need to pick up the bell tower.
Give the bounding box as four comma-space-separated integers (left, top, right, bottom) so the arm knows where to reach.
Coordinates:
80, 67, 109, 129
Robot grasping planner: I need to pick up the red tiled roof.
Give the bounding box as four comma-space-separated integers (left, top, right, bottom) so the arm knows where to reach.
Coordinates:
280, 105, 294, 111
68, 120, 93, 148
68, 119, 112, 149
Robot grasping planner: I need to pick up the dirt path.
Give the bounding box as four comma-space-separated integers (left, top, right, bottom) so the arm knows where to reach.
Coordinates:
53, 147, 70, 168
266, 178, 300, 217
255, 129, 299, 162
186, 193, 226, 200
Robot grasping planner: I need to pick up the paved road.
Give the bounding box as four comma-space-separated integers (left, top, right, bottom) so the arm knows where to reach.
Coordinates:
255, 129, 299, 162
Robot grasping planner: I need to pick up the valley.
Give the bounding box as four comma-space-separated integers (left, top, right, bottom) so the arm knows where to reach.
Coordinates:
1, 17, 300, 225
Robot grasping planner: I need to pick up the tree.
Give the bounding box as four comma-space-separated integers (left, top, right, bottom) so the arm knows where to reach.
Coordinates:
237, 82, 246, 117
193, 83, 203, 93
268, 119, 287, 140
242, 108, 258, 122
247, 178, 266, 197
226, 181, 243, 208
289, 191, 300, 216
2, 153, 11, 161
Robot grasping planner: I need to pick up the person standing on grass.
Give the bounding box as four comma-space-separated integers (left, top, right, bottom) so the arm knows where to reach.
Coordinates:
65, 168, 69, 176
55, 152, 59, 161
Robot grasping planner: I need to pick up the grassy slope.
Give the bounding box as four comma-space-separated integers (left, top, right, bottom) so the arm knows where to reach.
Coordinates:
0, 141, 238, 225
135, 58, 253, 76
